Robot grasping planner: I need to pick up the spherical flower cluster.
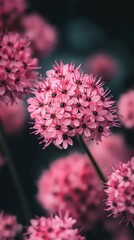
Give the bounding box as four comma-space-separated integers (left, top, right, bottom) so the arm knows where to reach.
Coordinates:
21, 14, 57, 57
86, 53, 118, 81
105, 157, 134, 226
0, 211, 22, 239
37, 153, 104, 229
118, 90, 134, 129
0, 99, 26, 134
0, 32, 38, 103
28, 61, 118, 149
89, 134, 134, 176
24, 211, 86, 240
0, 0, 26, 27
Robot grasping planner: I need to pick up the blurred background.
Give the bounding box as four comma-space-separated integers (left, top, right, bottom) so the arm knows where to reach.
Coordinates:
0, 0, 134, 239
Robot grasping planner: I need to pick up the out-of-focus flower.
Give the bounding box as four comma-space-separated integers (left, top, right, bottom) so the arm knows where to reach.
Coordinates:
24, 211, 86, 240
0, 32, 38, 104
0, 211, 22, 239
28, 61, 118, 149
0, 0, 26, 27
37, 153, 104, 230
0, 99, 26, 134
21, 14, 57, 57
105, 157, 134, 226
89, 134, 134, 176
118, 90, 134, 129
86, 53, 118, 81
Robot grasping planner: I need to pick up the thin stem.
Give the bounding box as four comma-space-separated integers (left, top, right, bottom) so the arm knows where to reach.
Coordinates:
0, 123, 32, 224
78, 135, 107, 183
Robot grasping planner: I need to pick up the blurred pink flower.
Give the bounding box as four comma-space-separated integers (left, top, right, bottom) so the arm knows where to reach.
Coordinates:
0, 211, 22, 239
0, 0, 26, 27
89, 134, 134, 176
21, 14, 57, 57
0, 99, 26, 134
37, 153, 104, 230
28, 61, 118, 149
0, 32, 38, 104
118, 90, 134, 129
105, 157, 134, 226
24, 211, 86, 240
86, 53, 118, 81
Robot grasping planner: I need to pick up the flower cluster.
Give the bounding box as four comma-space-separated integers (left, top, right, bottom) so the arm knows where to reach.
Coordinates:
0, 99, 26, 134
21, 14, 57, 57
28, 61, 118, 149
118, 90, 134, 129
0, 211, 22, 239
105, 157, 134, 226
0, 0, 26, 27
24, 211, 86, 240
0, 32, 38, 103
86, 53, 118, 81
37, 153, 104, 229
89, 134, 134, 176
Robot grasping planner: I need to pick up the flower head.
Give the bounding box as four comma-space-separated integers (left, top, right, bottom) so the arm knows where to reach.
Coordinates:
0, 211, 22, 239
118, 90, 134, 129
28, 61, 118, 149
37, 153, 104, 230
105, 157, 134, 226
0, 32, 38, 103
21, 14, 57, 57
86, 53, 118, 81
24, 211, 86, 240
0, 99, 26, 134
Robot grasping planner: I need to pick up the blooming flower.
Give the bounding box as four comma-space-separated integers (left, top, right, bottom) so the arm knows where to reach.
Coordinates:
37, 153, 104, 230
0, 32, 38, 103
0, 211, 22, 239
27, 61, 118, 149
21, 14, 57, 57
0, 99, 26, 134
105, 157, 134, 226
86, 53, 118, 81
118, 90, 134, 129
89, 134, 134, 176
24, 211, 86, 240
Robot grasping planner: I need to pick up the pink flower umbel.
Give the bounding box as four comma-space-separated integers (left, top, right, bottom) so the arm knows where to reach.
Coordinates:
118, 90, 134, 129
86, 53, 118, 81
0, 32, 38, 104
37, 153, 104, 230
89, 134, 134, 176
21, 14, 57, 57
0, 211, 22, 239
27, 61, 118, 149
24, 211, 86, 240
0, 99, 26, 134
105, 157, 134, 226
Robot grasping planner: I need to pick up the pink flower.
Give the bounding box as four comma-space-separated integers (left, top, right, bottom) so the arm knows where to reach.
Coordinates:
0, 32, 38, 103
105, 157, 134, 226
21, 13, 57, 57
118, 90, 134, 129
27, 61, 118, 149
0, 211, 22, 239
24, 211, 86, 240
0, 99, 26, 134
37, 153, 104, 230
86, 53, 118, 81
89, 134, 134, 176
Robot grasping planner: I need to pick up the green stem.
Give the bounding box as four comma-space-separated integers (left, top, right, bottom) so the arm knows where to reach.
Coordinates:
0, 123, 32, 224
78, 135, 107, 183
